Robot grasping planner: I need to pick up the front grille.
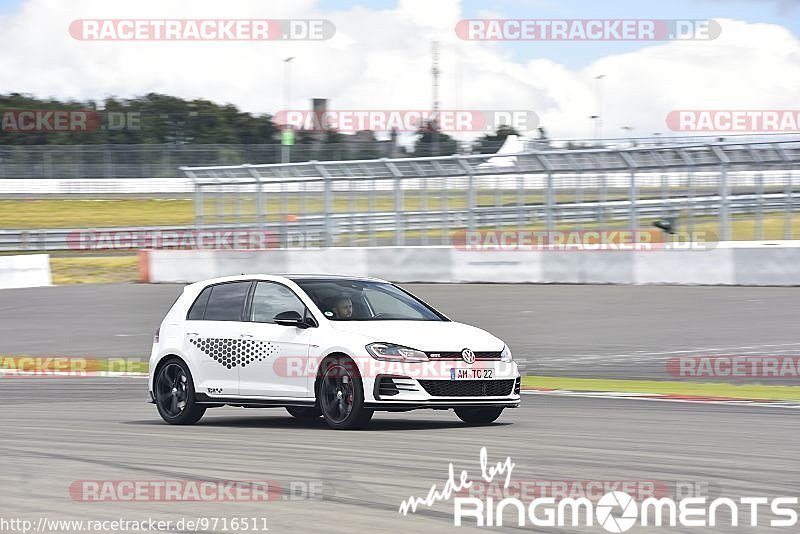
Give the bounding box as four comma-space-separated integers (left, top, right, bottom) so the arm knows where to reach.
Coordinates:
417, 379, 515, 397
425, 351, 502, 360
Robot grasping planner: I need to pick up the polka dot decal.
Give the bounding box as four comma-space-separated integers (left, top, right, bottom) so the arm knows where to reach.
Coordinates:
190, 337, 278, 369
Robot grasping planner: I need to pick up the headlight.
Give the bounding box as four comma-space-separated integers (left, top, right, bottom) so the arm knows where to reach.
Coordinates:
366, 343, 429, 362
500, 345, 513, 362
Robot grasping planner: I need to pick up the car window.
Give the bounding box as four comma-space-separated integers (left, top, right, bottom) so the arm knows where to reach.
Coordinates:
251, 281, 306, 323
203, 281, 251, 322
363, 288, 426, 320
292, 279, 445, 321
187, 286, 212, 320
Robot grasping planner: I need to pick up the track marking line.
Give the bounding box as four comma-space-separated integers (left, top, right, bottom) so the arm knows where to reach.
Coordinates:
554, 342, 800, 360
522, 389, 800, 409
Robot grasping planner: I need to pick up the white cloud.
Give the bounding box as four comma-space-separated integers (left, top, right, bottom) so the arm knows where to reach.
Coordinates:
0, 0, 798, 140
579, 19, 800, 137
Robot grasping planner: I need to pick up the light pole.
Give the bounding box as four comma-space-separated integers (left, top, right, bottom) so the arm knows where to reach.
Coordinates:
593, 74, 605, 142
282, 57, 295, 164
621, 125, 634, 146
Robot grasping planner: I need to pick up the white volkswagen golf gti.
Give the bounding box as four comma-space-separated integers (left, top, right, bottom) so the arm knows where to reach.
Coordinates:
148, 275, 520, 429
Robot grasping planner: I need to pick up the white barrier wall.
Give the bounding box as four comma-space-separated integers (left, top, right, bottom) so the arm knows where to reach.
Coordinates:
0, 178, 193, 195
140, 242, 800, 286
0, 254, 52, 289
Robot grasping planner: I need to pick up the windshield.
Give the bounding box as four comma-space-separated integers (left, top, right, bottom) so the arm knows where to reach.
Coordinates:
292, 279, 446, 321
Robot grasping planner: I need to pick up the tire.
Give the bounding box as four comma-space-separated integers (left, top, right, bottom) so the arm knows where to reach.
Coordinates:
317, 356, 373, 430
286, 406, 322, 420
455, 407, 504, 425
154, 358, 206, 425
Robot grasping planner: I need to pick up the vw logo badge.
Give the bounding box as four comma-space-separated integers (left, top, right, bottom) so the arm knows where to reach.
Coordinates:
461, 348, 476, 364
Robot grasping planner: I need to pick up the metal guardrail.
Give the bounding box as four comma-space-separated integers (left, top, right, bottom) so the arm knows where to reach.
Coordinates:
183, 140, 800, 245
3, 139, 800, 251
5, 192, 795, 251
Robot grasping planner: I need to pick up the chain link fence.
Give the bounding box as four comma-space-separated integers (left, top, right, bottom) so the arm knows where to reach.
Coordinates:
4, 135, 792, 180
0, 143, 476, 180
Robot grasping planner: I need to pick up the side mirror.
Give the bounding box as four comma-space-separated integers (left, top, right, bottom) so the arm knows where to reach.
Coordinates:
273, 310, 308, 328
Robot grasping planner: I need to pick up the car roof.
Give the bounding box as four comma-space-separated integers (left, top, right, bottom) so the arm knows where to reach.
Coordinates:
288, 274, 388, 282
187, 273, 389, 289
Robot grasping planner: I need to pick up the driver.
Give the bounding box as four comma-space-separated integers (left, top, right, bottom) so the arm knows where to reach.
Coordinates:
331, 295, 353, 319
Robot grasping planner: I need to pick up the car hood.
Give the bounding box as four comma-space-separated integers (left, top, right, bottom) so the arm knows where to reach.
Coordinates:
328, 320, 504, 352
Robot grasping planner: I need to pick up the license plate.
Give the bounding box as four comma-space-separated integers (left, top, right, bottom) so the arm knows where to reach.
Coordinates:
450, 368, 493, 380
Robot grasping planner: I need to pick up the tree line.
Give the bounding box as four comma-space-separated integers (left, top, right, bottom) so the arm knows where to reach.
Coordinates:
0, 93, 520, 160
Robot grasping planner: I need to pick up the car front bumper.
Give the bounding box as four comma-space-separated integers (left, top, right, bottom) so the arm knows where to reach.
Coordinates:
361, 360, 520, 410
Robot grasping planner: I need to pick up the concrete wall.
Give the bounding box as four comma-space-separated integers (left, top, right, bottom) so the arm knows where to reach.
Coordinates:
139, 242, 800, 286
0, 254, 52, 289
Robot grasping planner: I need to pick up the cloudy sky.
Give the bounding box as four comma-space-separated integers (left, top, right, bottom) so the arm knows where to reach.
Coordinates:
0, 0, 797, 140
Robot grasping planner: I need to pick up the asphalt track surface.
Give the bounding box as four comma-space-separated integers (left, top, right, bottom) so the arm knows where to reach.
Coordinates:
0, 378, 798, 533
1, 284, 799, 532
1, 283, 799, 379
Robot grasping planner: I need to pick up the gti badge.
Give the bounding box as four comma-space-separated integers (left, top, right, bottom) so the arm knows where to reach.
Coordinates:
461, 348, 476, 364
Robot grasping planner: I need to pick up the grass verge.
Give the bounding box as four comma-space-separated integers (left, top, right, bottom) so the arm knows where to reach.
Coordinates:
522, 375, 800, 401
50, 255, 139, 284
4, 196, 800, 242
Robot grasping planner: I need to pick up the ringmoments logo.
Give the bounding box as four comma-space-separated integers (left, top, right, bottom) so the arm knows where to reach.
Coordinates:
399, 448, 800, 530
